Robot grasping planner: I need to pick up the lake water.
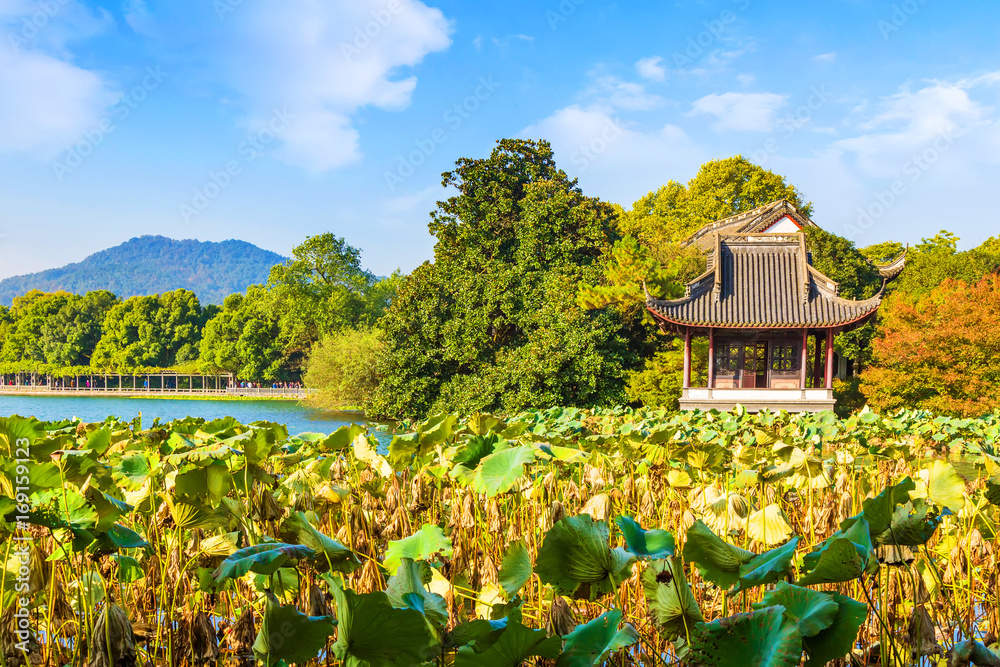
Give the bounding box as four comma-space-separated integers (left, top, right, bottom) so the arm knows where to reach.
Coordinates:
0, 394, 392, 445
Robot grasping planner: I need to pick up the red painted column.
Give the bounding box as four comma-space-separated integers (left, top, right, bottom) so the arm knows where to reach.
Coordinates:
683, 328, 692, 389
799, 329, 808, 389
825, 328, 835, 389
812, 334, 822, 388
708, 328, 715, 389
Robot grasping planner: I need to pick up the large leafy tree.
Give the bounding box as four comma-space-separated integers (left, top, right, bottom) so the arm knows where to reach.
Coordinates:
618, 155, 813, 257
40, 290, 119, 366
0, 290, 75, 363
861, 275, 1000, 417
198, 286, 285, 381
265, 233, 385, 371
890, 231, 1000, 297
91, 290, 204, 370
370, 139, 638, 419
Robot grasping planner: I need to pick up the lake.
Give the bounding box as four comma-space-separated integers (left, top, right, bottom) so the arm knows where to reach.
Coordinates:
0, 394, 392, 445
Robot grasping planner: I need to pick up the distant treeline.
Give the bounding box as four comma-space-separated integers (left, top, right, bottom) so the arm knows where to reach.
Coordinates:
0, 233, 398, 382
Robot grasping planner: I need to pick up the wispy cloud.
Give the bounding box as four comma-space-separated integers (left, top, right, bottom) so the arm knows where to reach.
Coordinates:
0, 1, 117, 157
690, 91, 788, 132
216, 0, 453, 172
635, 56, 665, 82
812, 52, 837, 63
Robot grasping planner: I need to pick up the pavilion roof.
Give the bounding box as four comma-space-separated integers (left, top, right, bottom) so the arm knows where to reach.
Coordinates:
683, 199, 816, 251
646, 232, 906, 330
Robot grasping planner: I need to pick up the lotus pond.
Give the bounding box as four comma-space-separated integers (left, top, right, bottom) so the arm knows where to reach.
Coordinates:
2, 406, 1000, 666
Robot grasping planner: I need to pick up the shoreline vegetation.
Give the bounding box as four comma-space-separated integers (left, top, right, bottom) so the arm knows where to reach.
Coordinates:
4, 407, 998, 666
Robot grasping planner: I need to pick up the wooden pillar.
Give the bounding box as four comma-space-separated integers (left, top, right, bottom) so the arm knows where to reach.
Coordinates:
812, 335, 823, 388
707, 328, 715, 389
683, 328, 692, 389
799, 329, 808, 389
825, 328, 835, 390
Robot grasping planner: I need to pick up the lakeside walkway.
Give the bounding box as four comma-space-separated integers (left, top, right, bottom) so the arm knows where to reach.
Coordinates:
0, 384, 313, 400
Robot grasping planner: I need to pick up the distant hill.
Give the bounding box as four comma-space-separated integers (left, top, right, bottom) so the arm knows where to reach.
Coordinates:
0, 236, 287, 306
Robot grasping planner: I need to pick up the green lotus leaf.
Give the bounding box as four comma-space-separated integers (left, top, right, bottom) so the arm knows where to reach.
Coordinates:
252, 601, 336, 667
281, 511, 361, 573
732, 538, 799, 594
165, 444, 238, 466
453, 434, 501, 468
212, 542, 315, 581
803, 593, 867, 667
948, 640, 1000, 666
682, 519, 755, 589
641, 557, 704, 641
753, 582, 837, 637
331, 584, 438, 667
455, 616, 560, 667
0, 415, 46, 460
444, 618, 507, 651
498, 539, 533, 598
385, 558, 448, 629
384, 524, 454, 575
472, 446, 535, 497
688, 605, 803, 667
853, 477, 916, 538
316, 424, 365, 453
92, 524, 150, 552
987, 477, 1000, 507
796, 516, 874, 586
556, 608, 639, 666
924, 460, 966, 512
616, 516, 676, 560
535, 514, 635, 600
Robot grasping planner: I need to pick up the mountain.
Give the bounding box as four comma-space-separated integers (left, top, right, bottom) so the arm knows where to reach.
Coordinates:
0, 236, 287, 306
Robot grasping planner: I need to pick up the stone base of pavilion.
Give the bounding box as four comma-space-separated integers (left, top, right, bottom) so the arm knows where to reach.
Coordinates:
680, 388, 836, 413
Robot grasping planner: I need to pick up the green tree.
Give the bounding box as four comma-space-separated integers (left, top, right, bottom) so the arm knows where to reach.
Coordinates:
892, 231, 1000, 297
861, 275, 1000, 416
304, 327, 383, 410
40, 290, 119, 366
198, 286, 285, 381
266, 233, 383, 371
92, 290, 203, 370
370, 139, 639, 419
618, 156, 813, 254
0, 290, 74, 363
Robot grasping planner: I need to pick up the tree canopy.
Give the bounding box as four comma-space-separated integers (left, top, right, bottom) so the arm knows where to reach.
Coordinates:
91, 290, 204, 370
862, 275, 1000, 417
370, 139, 640, 419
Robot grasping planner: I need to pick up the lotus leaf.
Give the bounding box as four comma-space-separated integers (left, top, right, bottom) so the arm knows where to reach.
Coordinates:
641, 557, 703, 641
384, 524, 454, 575
616, 515, 676, 559
556, 608, 639, 666
331, 584, 438, 667
688, 605, 803, 667
534, 513, 635, 600
252, 601, 336, 667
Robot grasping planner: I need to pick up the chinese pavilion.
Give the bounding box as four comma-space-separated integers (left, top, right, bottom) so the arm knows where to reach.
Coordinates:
645, 200, 906, 413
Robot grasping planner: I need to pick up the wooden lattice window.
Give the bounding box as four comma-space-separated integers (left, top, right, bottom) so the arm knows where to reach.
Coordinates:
714, 342, 741, 374
770, 344, 799, 373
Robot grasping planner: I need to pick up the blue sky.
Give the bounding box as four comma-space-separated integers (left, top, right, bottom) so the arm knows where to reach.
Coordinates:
1, 0, 999, 279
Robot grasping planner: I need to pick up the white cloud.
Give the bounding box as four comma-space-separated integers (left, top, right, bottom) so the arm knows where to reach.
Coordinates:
521, 105, 706, 207
736, 73, 756, 87
812, 52, 837, 63
635, 56, 665, 82
220, 0, 452, 171
585, 75, 662, 111
690, 91, 788, 132
833, 77, 994, 178
0, 2, 117, 157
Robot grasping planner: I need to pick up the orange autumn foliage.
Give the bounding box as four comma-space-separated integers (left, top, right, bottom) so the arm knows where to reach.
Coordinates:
861, 275, 1000, 417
